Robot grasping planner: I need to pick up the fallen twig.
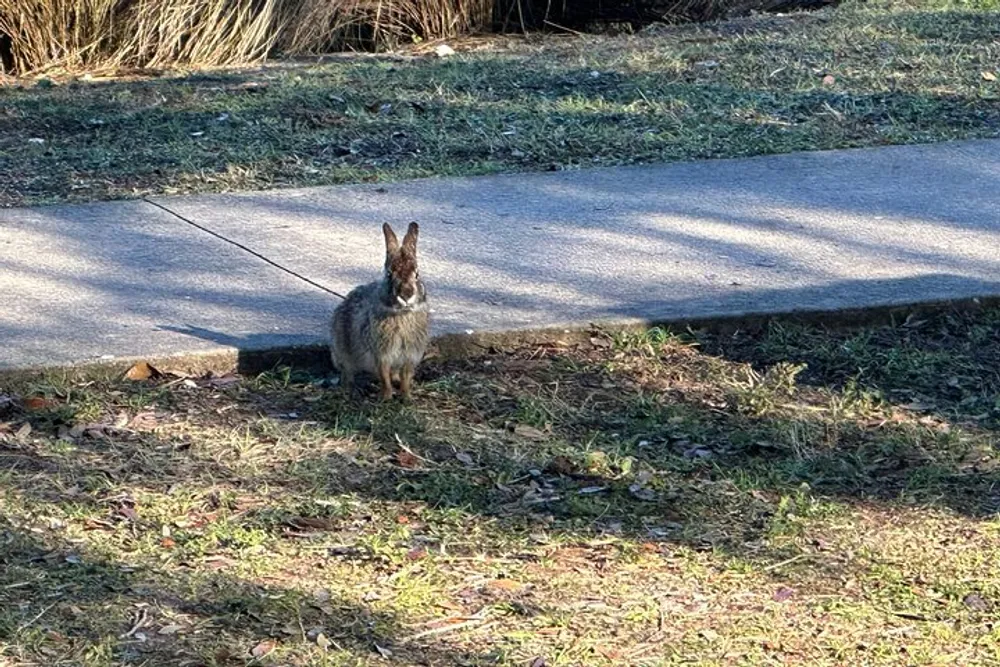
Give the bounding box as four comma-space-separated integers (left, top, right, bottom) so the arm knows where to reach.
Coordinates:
16, 602, 57, 633
394, 434, 436, 465
119, 607, 150, 639
761, 553, 807, 572
541, 20, 586, 36
402, 617, 493, 642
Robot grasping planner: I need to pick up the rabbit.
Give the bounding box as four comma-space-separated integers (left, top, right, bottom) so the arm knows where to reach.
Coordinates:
330, 222, 429, 401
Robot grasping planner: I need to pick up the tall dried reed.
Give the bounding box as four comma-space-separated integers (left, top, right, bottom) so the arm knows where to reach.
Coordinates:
0, 0, 282, 75
279, 0, 495, 53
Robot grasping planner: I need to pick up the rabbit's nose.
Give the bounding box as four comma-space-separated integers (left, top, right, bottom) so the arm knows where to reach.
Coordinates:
398, 284, 416, 301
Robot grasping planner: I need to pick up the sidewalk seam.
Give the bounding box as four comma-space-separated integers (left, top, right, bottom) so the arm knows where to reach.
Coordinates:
142, 198, 347, 300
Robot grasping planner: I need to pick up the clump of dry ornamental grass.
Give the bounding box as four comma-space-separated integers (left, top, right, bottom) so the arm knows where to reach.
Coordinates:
0, 0, 282, 74
278, 0, 496, 54
0, 0, 496, 75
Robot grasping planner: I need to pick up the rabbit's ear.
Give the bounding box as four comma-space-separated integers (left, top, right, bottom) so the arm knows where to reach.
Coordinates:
383, 223, 400, 254
402, 222, 419, 253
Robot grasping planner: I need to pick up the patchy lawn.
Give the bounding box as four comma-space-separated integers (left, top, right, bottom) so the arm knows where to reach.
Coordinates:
2, 306, 1000, 666
1, 0, 999, 207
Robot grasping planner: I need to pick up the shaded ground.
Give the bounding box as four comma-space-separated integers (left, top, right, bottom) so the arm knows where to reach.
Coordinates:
1, 1, 1000, 207
2, 306, 1000, 665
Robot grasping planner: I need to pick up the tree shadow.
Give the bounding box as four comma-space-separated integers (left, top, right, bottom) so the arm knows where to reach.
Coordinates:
0, 518, 496, 665
326, 336, 1000, 522
146, 128, 1000, 344
5, 301, 1000, 534
692, 304, 1000, 436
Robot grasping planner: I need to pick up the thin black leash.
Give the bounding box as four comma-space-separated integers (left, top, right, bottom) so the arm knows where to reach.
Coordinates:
144, 198, 347, 300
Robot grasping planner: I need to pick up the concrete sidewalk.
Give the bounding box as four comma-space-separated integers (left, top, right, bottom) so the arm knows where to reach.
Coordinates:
2, 139, 1000, 371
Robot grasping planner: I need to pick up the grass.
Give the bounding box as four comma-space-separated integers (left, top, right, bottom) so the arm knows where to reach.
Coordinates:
1, 0, 999, 207
2, 306, 1000, 665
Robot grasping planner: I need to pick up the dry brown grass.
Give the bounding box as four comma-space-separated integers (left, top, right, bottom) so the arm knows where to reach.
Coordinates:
0, 0, 284, 75
279, 0, 495, 54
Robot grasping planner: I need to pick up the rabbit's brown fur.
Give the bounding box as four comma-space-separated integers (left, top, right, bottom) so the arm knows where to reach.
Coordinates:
330, 222, 428, 400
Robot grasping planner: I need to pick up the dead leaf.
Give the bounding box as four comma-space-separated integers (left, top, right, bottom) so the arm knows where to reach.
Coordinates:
315, 632, 331, 649
84, 518, 115, 531
514, 424, 548, 441
964, 593, 989, 611
160, 537, 176, 549
286, 516, 336, 531
983, 71, 997, 82
15, 422, 32, 440
23, 396, 54, 411
117, 504, 139, 522
214, 648, 238, 663
488, 578, 523, 591
396, 450, 420, 469
250, 640, 276, 658
202, 555, 235, 570
406, 547, 427, 560
72, 423, 112, 439
0, 393, 16, 415
589, 336, 612, 348
129, 411, 159, 430
158, 624, 182, 635
529, 658, 547, 667
208, 374, 240, 388
455, 452, 475, 466
124, 361, 162, 381
629, 483, 656, 502
545, 455, 577, 476
774, 586, 794, 602
374, 643, 393, 658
